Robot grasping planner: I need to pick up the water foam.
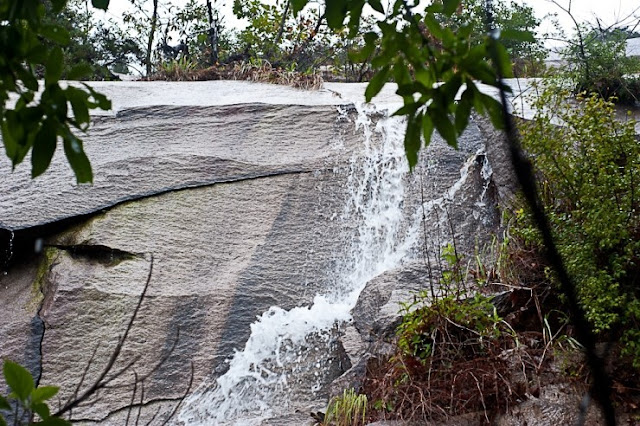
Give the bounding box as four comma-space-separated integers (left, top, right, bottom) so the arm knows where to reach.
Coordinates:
177, 103, 414, 425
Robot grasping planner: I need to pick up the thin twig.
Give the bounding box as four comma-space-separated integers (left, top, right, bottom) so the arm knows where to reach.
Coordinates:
54, 254, 155, 418
125, 371, 138, 426
159, 362, 195, 426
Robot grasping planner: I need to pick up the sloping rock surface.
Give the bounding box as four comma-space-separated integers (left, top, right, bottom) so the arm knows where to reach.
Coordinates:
1, 99, 364, 423
0, 104, 353, 230
0, 82, 535, 425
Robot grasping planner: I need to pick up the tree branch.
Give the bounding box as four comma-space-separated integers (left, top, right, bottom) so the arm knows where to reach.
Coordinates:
485, 2, 616, 424
53, 254, 155, 418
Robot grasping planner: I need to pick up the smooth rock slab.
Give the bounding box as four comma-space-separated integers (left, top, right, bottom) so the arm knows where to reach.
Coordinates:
0, 104, 353, 230
35, 169, 353, 422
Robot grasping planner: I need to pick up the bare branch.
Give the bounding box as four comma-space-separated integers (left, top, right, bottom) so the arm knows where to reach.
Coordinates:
159, 362, 195, 426
53, 254, 155, 418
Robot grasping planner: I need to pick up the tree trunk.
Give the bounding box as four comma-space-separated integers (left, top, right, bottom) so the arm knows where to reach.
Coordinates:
272, 0, 291, 52
145, 0, 159, 77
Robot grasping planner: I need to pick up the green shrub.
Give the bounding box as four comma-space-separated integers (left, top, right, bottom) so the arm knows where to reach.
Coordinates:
563, 27, 640, 104
518, 83, 640, 365
397, 293, 502, 363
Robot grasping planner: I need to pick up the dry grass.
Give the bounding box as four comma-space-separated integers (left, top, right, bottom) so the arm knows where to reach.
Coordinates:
148, 60, 324, 90
361, 319, 542, 424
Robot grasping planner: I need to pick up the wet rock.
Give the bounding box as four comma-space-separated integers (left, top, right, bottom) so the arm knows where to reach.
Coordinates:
340, 325, 367, 365
352, 263, 431, 340
0, 104, 355, 231
1, 101, 364, 423
1, 84, 519, 424
0, 256, 44, 388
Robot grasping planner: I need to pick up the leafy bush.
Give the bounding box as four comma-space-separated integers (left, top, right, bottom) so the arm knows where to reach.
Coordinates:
397, 293, 502, 363
518, 83, 640, 365
563, 27, 640, 104
361, 290, 523, 423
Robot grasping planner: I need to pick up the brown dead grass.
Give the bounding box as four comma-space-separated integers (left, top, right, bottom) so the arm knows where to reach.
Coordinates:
148, 60, 324, 90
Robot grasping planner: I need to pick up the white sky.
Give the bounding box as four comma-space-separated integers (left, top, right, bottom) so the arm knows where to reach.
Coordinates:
102, 0, 640, 45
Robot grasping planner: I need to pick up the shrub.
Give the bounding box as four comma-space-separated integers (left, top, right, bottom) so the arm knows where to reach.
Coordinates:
518, 83, 640, 365
361, 292, 525, 423
397, 294, 502, 363
563, 27, 640, 105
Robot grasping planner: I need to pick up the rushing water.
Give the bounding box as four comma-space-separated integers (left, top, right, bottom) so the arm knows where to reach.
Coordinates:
177, 104, 418, 425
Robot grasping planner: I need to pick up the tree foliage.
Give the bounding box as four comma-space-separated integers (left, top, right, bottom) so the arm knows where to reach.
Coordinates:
232, 0, 360, 76
0, 0, 111, 183
43, 0, 141, 79
442, 0, 545, 76
291, 0, 529, 169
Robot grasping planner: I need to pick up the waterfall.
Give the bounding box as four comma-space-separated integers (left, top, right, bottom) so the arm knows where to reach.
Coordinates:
177, 103, 416, 425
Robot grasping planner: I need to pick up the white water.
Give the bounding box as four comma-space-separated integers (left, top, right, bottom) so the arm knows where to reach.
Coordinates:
177, 104, 417, 425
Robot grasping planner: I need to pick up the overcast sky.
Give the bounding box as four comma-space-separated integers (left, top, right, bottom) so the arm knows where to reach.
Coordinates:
104, 0, 640, 44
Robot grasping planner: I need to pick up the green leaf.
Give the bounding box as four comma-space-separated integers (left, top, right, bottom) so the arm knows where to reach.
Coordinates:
66, 87, 90, 125
32, 402, 50, 420
63, 131, 93, 183
50, 0, 67, 13
45, 47, 64, 86
466, 60, 497, 85
480, 94, 505, 129
422, 112, 434, 146
431, 107, 457, 148
365, 65, 390, 102
414, 67, 434, 92
423, 14, 443, 40
347, 0, 365, 37
325, 0, 347, 29
392, 102, 420, 117
442, 0, 460, 16
31, 386, 59, 404
349, 32, 378, 62
454, 88, 473, 135
15, 66, 39, 92
2, 118, 33, 167
404, 113, 421, 170
291, 0, 308, 14
493, 41, 513, 78
3, 360, 34, 402
440, 74, 462, 105
368, 0, 384, 14
0, 415, 6, 426
26, 45, 50, 64
32, 120, 57, 178
501, 29, 535, 43
0, 395, 11, 411
83, 84, 111, 110
393, 61, 412, 102
460, 44, 487, 72
396, 82, 426, 97
39, 25, 70, 46
91, 0, 109, 10
34, 418, 72, 426
66, 63, 93, 81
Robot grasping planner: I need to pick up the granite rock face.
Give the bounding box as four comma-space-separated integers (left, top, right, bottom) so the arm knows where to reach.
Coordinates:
1, 101, 361, 423
1, 83, 524, 425
0, 104, 354, 230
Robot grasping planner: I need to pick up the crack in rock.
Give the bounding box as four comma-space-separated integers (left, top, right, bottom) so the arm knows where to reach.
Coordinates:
49, 244, 143, 267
